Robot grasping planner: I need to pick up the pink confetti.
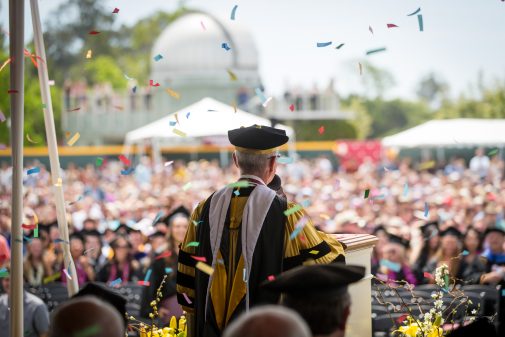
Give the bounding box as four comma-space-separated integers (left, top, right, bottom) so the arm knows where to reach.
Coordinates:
387, 23, 399, 28
0, 110, 5, 122
112, 8, 119, 14
267, 275, 275, 281
63, 268, 72, 280
183, 293, 192, 304
149, 79, 160, 87
191, 256, 207, 262
289, 104, 295, 112
200, 21, 206, 30
318, 126, 325, 135
118, 154, 131, 166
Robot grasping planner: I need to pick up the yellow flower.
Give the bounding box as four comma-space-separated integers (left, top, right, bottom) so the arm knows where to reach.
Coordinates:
427, 326, 444, 337
395, 323, 420, 337
170, 316, 177, 330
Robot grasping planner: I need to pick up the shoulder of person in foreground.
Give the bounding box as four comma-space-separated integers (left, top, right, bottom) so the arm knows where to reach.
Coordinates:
284, 202, 345, 267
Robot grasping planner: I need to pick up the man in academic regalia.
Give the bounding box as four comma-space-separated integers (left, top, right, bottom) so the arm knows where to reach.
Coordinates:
176, 125, 345, 337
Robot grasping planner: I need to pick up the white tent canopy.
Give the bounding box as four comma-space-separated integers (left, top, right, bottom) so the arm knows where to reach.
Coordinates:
382, 119, 505, 148
125, 97, 295, 144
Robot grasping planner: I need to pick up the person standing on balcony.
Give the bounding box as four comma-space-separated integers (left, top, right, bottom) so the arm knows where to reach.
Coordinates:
176, 125, 345, 337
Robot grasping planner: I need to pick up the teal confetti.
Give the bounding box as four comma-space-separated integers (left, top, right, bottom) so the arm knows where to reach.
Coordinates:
424, 202, 429, 217
300, 199, 311, 208
152, 211, 164, 225
417, 15, 424, 32
169, 121, 176, 126
230, 5, 238, 20
144, 269, 152, 283
317, 41, 332, 47
403, 183, 409, 197
185, 241, 200, 248
380, 259, 401, 272
222, 42, 231, 51
335, 43, 345, 49
121, 167, 134, 175
366, 47, 387, 55
27, 167, 40, 175
289, 226, 303, 240
234, 190, 240, 196
277, 156, 294, 164
407, 7, 421, 16
109, 278, 122, 287
192, 220, 203, 226
462, 250, 469, 256
165, 267, 173, 274
153, 54, 163, 62
488, 148, 499, 156
255, 88, 267, 103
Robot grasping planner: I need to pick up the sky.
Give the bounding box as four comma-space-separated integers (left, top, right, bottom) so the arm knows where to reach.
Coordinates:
2, 0, 505, 99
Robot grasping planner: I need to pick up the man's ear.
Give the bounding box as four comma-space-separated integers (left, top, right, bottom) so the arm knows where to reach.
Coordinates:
232, 152, 239, 168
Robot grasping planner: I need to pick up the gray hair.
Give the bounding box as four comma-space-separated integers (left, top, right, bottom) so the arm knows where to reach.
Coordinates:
235, 151, 277, 176
223, 305, 311, 337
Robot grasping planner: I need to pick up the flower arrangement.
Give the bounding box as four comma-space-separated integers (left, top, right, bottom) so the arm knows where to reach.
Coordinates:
127, 275, 187, 337
374, 264, 480, 337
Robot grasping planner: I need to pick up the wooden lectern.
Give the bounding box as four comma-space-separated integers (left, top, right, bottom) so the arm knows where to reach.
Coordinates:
332, 234, 378, 337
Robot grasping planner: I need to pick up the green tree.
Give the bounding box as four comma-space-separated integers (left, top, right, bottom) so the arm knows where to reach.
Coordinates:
81, 55, 126, 89
293, 120, 357, 141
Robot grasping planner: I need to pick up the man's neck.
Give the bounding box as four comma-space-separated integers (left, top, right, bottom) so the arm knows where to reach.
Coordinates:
240, 174, 266, 185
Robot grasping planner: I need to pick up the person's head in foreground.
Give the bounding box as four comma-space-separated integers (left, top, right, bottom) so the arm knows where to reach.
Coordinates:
48, 296, 125, 337
222, 305, 311, 337
228, 124, 289, 185
262, 263, 366, 337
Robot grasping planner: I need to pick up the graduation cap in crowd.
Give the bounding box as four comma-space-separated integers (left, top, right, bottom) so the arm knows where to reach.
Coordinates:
440, 227, 463, 239
81, 229, 101, 238
387, 233, 410, 249
228, 124, 289, 154
114, 223, 138, 235
420, 221, 439, 238
262, 263, 365, 300
163, 205, 190, 226
74, 282, 127, 326
372, 225, 388, 235
446, 317, 497, 337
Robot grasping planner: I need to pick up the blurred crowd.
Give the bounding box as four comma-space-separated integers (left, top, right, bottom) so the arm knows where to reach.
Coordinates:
0, 148, 505, 318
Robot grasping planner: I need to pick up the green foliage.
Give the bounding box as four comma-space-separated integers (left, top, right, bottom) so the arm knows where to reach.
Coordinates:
293, 120, 357, 141
82, 55, 126, 89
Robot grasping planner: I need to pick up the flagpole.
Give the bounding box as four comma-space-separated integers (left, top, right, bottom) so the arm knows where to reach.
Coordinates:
9, 0, 25, 336
29, 0, 79, 296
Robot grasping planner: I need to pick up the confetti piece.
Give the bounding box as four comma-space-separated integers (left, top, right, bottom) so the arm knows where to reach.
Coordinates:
243, 268, 247, 282
67, 132, 80, 146
230, 5, 238, 20
387, 23, 399, 28
300, 199, 311, 208
74, 324, 101, 337
415, 14, 424, 33
317, 41, 332, 47
277, 156, 294, 164
132, 86, 137, 93
85, 49, 92, 59
403, 183, 409, 196
369, 25, 374, 34
380, 259, 401, 272
234, 190, 240, 196
359, 62, 363, 75
319, 213, 330, 220
294, 216, 309, 230
154, 54, 163, 62
83, 248, 95, 255
186, 112, 191, 119
68, 107, 81, 112
192, 220, 203, 226
149, 79, 160, 87
54, 238, 69, 244
89, 30, 100, 35
228, 181, 252, 188
488, 148, 499, 156
43, 272, 61, 284
152, 211, 164, 225
21, 224, 37, 230
462, 250, 469, 256
366, 47, 387, 55
309, 250, 319, 255
267, 275, 275, 281
173, 128, 186, 137
255, 88, 267, 103
318, 126, 325, 134
418, 160, 435, 170
169, 121, 176, 126
121, 167, 135, 175
63, 268, 72, 280
0, 110, 5, 122
48, 80, 55, 86
137, 281, 150, 286
7, 89, 18, 94
423, 272, 433, 279
155, 251, 173, 260
68, 195, 83, 206
118, 154, 131, 166
124, 73, 134, 81
112, 8, 119, 14
34, 225, 38, 238
335, 43, 345, 49
26, 134, 40, 144
289, 226, 304, 240
166, 88, 180, 99
201, 21, 206, 30
165, 267, 173, 274
0, 271, 8, 278
183, 293, 192, 304
262, 97, 273, 108
144, 269, 152, 283
424, 202, 429, 218
407, 7, 421, 16
364, 189, 370, 199
182, 182, 192, 191
284, 204, 302, 216
289, 104, 295, 112
222, 42, 231, 51
95, 157, 103, 167
191, 256, 207, 262
227, 69, 237, 81
164, 161, 174, 167
27, 167, 40, 175
185, 241, 200, 248
0, 57, 12, 74
196, 261, 214, 275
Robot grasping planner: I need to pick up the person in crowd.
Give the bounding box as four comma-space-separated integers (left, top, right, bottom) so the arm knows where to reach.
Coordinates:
96, 235, 142, 284
82, 229, 106, 274
371, 225, 389, 276
176, 125, 345, 337
222, 306, 311, 337
48, 296, 124, 337
0, 265, 50, 337
62, 233, 95, 284
460, 227, 487, 284
469, 147, 490, 180
480, 227, 505, 284
412, 221, 440, 283
379, 234, 417, 285
262, 263, 365, 337
24, 237, 48, 287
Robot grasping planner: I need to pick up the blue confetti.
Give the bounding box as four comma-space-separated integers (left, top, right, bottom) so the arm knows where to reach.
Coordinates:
255, 88, 267, 103
144, 268, 152, 282
186, 112, 190, 119
165, 268, 173, 274
132, 86, 137, 93
109, 278, 122, 287
424, 202, 429, 218
54, 238, 69, 244
153, 54, 163, 62
121, 167, 135, 175
234, 190, 240, 196
403, 183, 409, 197
277, 156, 294, 164
230, 5, 238, 20
300, 199, 311, 208
221, 42, 231, 51
169, 121, 176, 126
152, 211, 164, 225
289, 227, 304, 240
407, 7, 421, 16
380, 259, 401, 272
317, 41, 332, 47
462, 250, 469, 256
27, 167, 40, 175
417, 15, 424, 32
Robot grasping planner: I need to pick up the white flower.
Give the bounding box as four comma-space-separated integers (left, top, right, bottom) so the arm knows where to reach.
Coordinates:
434, 300, 443, 309
471, 309, 477, 315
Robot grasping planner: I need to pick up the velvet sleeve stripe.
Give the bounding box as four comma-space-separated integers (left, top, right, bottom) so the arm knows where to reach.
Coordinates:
178, 249, 197, 268
176, 271, 195, 289
283, 255, 304, 271
177, 292, 195, 309
300, 240, 331, 260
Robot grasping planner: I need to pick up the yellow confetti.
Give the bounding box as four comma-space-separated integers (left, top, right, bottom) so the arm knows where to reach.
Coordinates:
175, 113, 180, 125
165, 88, 180, 99
26, 134, 40, 144
66, 132, 80, 146
0, 57, 12, 74
195, 261, 214, 275
309, 250, 319, 255
86, 49, 92, 59
418, 161, 435, 170
227, 69, 237, 81
33, 213, 38, 224
65, 131, 71, 139
54, 178, 62, 187
173, 128, 186, 137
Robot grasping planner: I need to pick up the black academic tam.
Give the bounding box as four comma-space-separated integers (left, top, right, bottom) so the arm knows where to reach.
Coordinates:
228, 125, 289, 151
